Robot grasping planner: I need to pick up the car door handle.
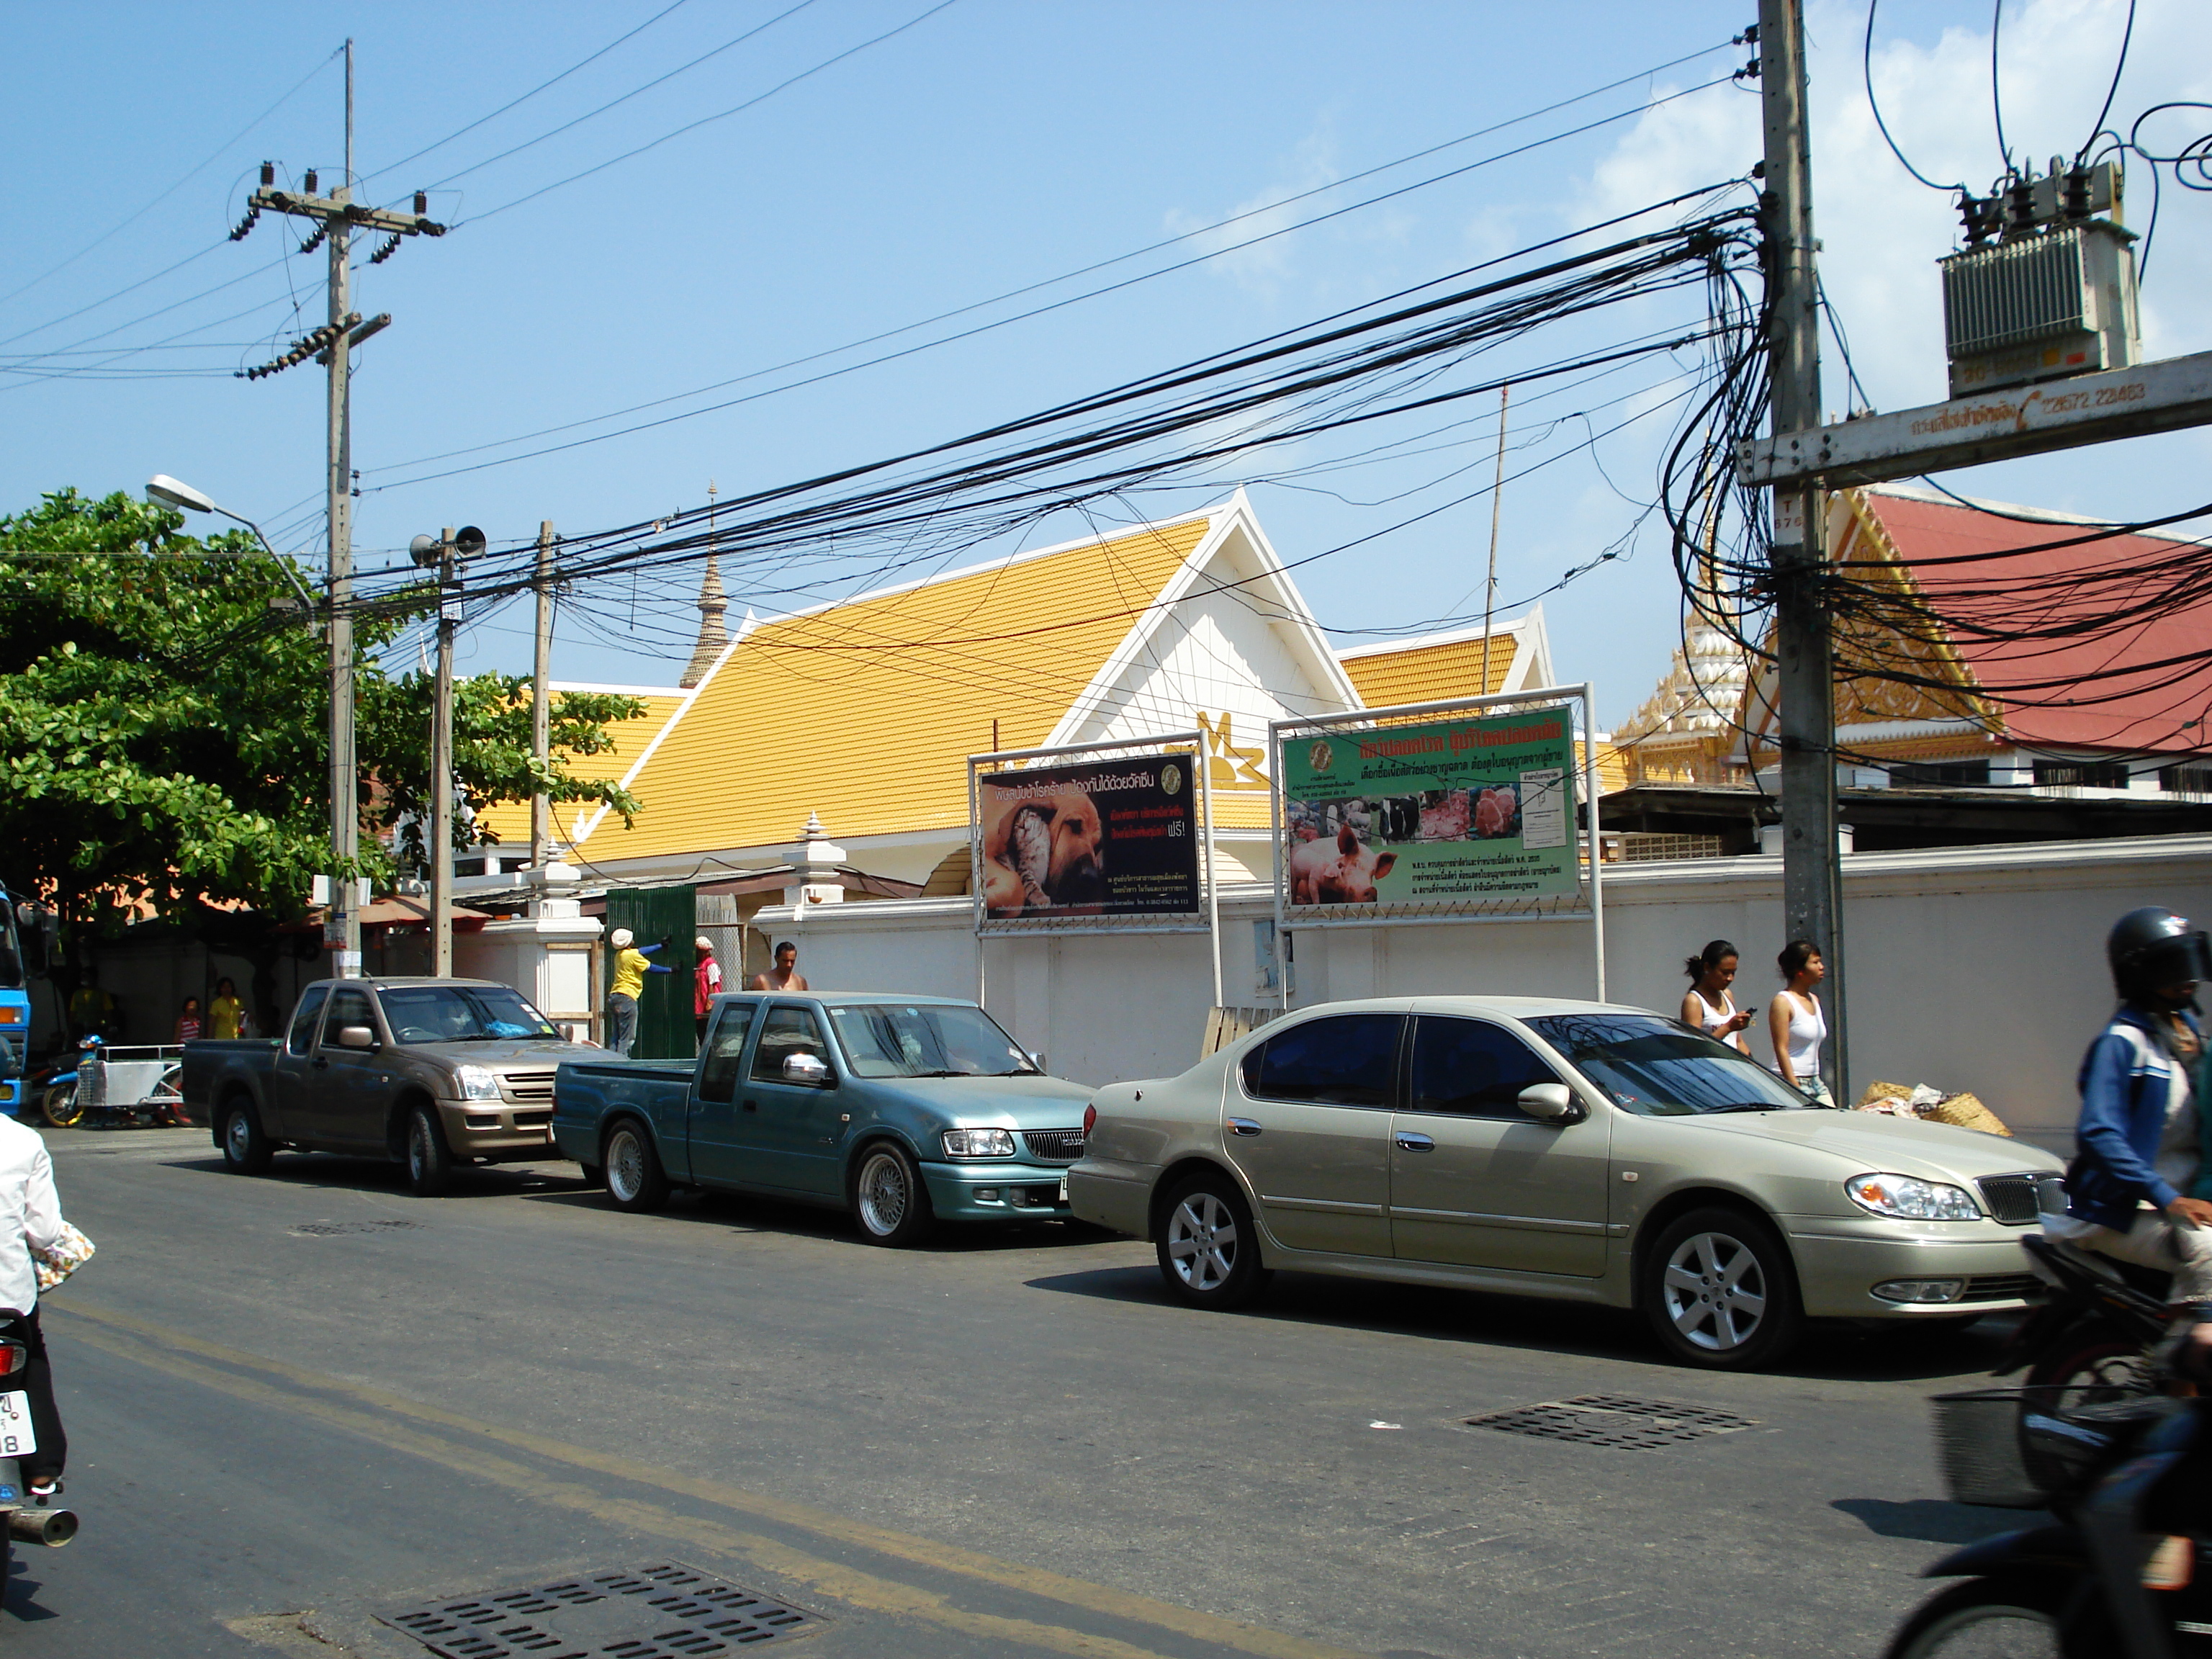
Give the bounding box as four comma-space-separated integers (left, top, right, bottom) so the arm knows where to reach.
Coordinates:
1394, 1131, 1435, 1153
742, 1100, 757, 1112
1228, 1117, 1262, 1137
311, 1057, 328, 1070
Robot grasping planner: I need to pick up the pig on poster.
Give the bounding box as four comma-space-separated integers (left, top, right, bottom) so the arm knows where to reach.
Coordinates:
1277, 705, 1579, 910
976, 755, 1201, 924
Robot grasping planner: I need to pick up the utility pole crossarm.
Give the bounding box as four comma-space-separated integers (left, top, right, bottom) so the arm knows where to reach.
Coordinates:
1737, 348, 2212, 490
246, 186, 446, 238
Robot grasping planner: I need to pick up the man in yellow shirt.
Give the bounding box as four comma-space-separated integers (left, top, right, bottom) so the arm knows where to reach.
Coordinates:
604, 927, 670, 1056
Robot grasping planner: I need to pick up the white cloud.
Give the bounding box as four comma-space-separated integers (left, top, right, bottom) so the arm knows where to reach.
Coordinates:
1164, 128, 1343, 298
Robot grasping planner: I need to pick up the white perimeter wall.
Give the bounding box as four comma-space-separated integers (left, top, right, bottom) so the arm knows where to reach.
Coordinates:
757, 834, 2212, 1150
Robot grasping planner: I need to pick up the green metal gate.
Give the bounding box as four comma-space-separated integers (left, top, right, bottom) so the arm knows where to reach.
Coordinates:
603, 884, 698, 1058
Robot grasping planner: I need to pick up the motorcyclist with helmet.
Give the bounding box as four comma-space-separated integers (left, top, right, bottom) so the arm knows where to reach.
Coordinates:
2046, 907, 2212, 1303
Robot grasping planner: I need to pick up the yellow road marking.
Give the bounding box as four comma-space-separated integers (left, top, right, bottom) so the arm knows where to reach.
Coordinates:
54, 1301, 1365, 1659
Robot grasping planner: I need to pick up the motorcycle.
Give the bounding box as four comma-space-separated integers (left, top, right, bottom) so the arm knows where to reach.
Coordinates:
36, 1037, 187, 1130
1890, 1323, 2212, 1658
1998, 1230, 2171, 1403
0, 1330, 76, 1586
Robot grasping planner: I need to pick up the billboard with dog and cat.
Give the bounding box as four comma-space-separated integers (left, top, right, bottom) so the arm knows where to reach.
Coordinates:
975, 754, 1202, 925
1277, 703, 1579, 910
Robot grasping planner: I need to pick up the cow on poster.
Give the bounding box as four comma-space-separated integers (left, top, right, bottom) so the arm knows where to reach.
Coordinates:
978, 755, 1201, 922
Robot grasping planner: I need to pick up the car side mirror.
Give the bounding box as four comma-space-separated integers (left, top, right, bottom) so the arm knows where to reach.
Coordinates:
783, 1052, 832, 1087
336, 1025, 377, 1051
1516, 1082, 1578, 1123
1028, 1051, 1047, 1074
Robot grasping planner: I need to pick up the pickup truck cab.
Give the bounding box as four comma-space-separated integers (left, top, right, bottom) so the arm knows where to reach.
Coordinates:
182, 976, 602, 1195
553, 992, 1092, 1245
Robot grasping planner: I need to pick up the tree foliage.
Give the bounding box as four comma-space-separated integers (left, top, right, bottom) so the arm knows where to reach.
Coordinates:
0, 489, 643, 932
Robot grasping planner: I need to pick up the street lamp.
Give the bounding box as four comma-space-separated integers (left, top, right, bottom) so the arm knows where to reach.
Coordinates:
148, 473, 361, 976
145, 475, 318, 614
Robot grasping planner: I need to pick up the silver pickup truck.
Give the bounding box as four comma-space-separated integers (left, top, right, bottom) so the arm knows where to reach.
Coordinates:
180, 976, 601, 1195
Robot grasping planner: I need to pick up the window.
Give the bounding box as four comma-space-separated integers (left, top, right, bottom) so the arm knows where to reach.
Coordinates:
698, 1002, 758, 1103
378, 984, 558, 1044
1888, 760, 1990, 787
1406, 1017, 1564, 1119
286, 986, 330, 1057
1242, 1013, 1403, 1107
752, 1005, 832, 1084
827, 1003, 1033, 1079
1524, 1012, 1810, 1117
2160, 763, 2212, 795
2034, 760, 2130, 788
323, 989, 376, 1046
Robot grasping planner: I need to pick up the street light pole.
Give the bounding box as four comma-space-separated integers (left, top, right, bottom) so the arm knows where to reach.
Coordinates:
145, 477, 318, 614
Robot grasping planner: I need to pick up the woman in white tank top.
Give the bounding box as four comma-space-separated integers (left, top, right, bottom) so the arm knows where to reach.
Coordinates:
1768, 938, 1835, 1105
1680, 939, 1753, 1056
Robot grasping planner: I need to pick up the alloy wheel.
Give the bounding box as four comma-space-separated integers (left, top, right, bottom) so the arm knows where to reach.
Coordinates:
607, 1130, 645, 1205
857, 1150, 909, 1236
225, 1111, 252, 1162
1166, 1192, 1238, 1292
1660, 1229, 1767, 1352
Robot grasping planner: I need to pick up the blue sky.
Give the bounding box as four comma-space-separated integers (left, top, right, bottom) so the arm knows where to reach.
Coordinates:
6, 1, 2208, 725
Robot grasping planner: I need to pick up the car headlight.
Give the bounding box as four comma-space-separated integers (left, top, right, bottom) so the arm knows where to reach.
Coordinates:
452, 1066, 503, 1102
941, 1127, 1016, 1159
1845, 1172, 1982, 1221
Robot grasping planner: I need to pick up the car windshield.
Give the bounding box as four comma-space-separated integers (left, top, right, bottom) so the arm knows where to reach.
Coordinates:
1524, 1012, 1814, 1117
379, 985, 560, 1045
826, 1003, 1036, 1079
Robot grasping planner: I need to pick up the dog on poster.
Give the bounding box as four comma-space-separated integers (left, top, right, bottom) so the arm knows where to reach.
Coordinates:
981, 787, 1108, 917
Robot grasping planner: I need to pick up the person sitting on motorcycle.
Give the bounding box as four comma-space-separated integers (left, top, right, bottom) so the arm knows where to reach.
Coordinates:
2049, 907, 2212, 1305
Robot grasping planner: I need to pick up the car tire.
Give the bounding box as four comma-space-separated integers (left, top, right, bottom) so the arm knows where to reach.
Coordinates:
602, 1121, 670, 1214
1155, 1170, 1269, 1310
220, 1101, 274, 1174
405, 1105, 456, 1197
1884, 1574, 2069, 1659
850, 1141, 935, 1247
1640, 1205, 1802, 1370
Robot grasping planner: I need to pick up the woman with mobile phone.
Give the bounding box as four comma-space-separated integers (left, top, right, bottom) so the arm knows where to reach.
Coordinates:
1681, 940, 1755, 1056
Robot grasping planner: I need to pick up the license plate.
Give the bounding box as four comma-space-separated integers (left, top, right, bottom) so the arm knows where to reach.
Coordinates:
0, 1391, 37, 1456
1058, 1177, 1069, 1202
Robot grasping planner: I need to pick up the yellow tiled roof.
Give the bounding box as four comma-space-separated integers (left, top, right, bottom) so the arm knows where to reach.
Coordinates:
575, 517, 1212, 860
1338, 627, 1519, 710
475, 691, 688, 848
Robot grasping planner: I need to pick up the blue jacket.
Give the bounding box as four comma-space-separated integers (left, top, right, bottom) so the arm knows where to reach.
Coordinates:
2067, 1004, 2201, 1228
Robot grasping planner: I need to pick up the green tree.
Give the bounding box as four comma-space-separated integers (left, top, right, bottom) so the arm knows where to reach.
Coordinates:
0, 487, 643, 940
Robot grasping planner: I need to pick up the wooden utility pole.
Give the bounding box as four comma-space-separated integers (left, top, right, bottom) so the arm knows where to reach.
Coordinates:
230, 39, 445, 977
431, 529, 457, 978
1758, 0, 1845, 1100
529, 521, 556, 871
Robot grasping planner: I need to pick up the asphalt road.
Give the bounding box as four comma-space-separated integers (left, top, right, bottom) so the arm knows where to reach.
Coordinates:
0, 1122, 2030, 1659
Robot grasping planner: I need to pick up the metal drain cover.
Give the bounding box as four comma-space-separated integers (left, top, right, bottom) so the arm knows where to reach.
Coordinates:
292, 1219, 420, 1237
1461, 1393, 1757, 1449
379, 1562, 819, 1658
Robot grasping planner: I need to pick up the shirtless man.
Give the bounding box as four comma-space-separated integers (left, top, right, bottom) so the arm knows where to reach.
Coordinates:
748, 940, 809, 992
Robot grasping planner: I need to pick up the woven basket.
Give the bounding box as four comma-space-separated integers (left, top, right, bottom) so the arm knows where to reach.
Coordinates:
1856, 1079, 1915, 1109
1930, 1091, 2011, 1137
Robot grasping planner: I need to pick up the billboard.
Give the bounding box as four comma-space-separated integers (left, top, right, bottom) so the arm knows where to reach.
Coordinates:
1277, 704, 1579, 910
976, 754, 1200, 924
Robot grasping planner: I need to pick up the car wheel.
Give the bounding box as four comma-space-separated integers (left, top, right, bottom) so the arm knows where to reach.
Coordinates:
220, 1102, 273, 1174
603, 1122, 670, 1213
850, 1142, 935, 1246
1156, 1171, 1269, 1310
405, 1106, 455, 1197
42, 1085, 83, 1129
1884, 1575, 2067, 1659
1642, 1205, 1802, 1370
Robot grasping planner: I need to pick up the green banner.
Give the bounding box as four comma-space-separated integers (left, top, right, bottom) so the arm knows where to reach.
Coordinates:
1277, 705, 1578, 909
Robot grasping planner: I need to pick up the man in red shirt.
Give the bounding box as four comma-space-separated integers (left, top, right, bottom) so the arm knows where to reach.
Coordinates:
693, 936, 722, 1043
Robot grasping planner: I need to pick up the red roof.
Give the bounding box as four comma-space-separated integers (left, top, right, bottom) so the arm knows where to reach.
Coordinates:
1861, 490, 2212, 755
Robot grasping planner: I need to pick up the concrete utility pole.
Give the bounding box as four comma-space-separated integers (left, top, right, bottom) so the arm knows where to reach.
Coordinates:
232, 37, 446, 976
530, 521, 556, 871
430, 528, 457, 979
1758, 0, 1846, 1100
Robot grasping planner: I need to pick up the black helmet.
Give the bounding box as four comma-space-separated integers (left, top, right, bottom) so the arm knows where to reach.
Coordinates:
2108, 907, 2212, 1004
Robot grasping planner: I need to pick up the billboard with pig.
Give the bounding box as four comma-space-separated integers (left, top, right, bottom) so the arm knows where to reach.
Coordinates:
1277, 704, 1578, 911
974, 754, 1202, 927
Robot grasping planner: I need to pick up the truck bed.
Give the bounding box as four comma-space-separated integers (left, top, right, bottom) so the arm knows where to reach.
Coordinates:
551, 1057, 695, 1170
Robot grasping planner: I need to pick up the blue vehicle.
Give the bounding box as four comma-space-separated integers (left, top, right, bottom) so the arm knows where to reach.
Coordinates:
552, 993, 1094, 1246
0, 891, 53, 1120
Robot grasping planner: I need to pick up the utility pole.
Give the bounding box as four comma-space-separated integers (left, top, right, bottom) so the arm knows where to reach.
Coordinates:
230, 37, 446, 978
1480, 383, 1509, 690
530, 521, 556, 872
1758, 0, 1845, 1100
430, 529, 457, 978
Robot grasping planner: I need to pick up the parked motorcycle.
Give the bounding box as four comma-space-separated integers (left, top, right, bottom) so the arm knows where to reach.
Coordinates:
19, 1054, 76, 1127
37, 1037, 186, 1130
1890, 1323, 2212, 1658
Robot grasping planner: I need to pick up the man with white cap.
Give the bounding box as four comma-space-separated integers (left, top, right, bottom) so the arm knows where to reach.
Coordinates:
693, 935, 721, 1043
603, 927, 669, 1056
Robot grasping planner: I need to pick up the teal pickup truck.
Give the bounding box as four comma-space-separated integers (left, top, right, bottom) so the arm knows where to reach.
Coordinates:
552, 992, 1094, 1246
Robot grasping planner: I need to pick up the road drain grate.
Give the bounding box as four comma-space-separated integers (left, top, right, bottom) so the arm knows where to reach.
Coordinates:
291, 1220, 421, 1237
380, 1563, 820, 1658
1460, 1393, 1758, 1449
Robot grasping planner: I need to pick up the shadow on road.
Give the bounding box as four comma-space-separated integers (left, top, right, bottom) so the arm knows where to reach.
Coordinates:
1832, 1496, 2036, 1543
159, 1151, 572, 1201
2, 1555, 60, 1622
1023, 1262, 2013, 1382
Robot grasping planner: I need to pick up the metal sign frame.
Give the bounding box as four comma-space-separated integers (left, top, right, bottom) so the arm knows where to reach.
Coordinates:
1268, 683, 1604, 1006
